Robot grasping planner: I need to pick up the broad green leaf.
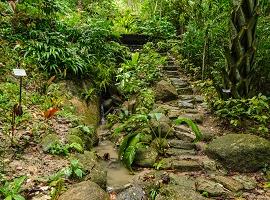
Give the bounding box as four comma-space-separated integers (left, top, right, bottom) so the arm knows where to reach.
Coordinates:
74, 169, 83, 178
13, 194, 25, 200
174, 118, 203, 142
123, 146, 136, 170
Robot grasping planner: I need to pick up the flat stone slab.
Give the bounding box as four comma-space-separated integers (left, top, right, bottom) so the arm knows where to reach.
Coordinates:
232, 175, 257, 190
212, 175, 244, 192
174, 130, 196, 142
196, 178, 227, 197
177, 113, 204, 123
176, 87, 193, 95
178, 100, 195, 109
160, 158, 201, 171
168, 139, 195, 150
166, 148, 196, 156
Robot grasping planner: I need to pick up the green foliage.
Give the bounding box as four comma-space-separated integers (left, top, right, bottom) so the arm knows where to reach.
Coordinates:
119, 132, 145, 170
116, 48, 165, 95
213, 94, 270, 134
63, 159, 85, 179
47, 142, 84, 156
174, 118, 203, 142
0, 176, 26, 200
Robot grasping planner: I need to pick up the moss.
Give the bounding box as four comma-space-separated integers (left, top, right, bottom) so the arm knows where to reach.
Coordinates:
67, 134, 84, 149
41, 134, 60, 152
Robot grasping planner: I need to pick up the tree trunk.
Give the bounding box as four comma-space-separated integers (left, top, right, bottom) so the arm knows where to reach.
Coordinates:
222, 0, 259, 98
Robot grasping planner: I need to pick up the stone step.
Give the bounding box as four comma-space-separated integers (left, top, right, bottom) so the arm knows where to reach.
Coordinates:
168, 139, 196, 150
177, 113, 204, 123
163, 65, 178, 70
174, 130, 196, 142
178, 100, 195, 109
165, 70, 179, 76
169, 78, 188, 88
176, 87, 193, 95
160, 157, 202, 171
166, 148, 196, 156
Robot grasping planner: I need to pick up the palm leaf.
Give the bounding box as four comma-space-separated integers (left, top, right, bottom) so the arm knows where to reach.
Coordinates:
174, 118, 203, 142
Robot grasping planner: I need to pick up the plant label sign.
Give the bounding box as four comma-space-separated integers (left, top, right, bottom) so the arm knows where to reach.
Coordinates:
13, 69, 27, 77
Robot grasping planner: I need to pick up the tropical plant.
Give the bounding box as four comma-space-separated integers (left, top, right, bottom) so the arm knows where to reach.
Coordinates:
221, 0, 259, 98
119, 132, 145, 170
174, 117, 203, 142
63, 159, 85, 179
0, 176, 26, 200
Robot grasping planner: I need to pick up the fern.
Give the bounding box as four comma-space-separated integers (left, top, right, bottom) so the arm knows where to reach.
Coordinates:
174, 118, 203, 142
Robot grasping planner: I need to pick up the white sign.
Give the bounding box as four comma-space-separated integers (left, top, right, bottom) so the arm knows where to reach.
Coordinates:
13, 69, 27, 77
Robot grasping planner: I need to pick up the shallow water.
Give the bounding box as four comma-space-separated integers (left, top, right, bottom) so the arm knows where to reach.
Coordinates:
94, 140, 135, 189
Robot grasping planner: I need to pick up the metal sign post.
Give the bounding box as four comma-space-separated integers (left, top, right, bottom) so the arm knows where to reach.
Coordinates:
13, 69, 27, 116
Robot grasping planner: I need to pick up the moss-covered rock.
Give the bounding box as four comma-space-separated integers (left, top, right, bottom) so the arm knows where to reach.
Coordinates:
73, 151, 107, 189
69, 126, 98, 150
41, 134, 60, 152
154, 80, 178, 102
58, 181, 109, 200
67, 134, 84, 148
134, 146, 158, 167
206, 134, 270, 172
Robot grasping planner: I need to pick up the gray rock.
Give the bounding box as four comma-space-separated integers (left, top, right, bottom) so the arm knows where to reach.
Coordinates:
205, 134, 270, 172
155, 80, 178, 102
58, 181, 109, 200
202, 160, 217, 172
166, 148, 196, 156
174, 131, 196, 142
169, 174, 196, 189
196, 177, 227, 197
176, 87, 193, 95
117, 185, 146, 200
212, 175, 243, 192
178, 100, 194, 109
168, 139, 195, 150
160, 158, 201, 171
232, 175, 257, 190
177, 113, 204, 123
134, 147, 158, 168
156, 186, 206, 200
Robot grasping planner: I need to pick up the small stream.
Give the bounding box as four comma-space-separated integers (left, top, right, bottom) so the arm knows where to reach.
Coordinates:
94, 140, 135, 190
94, 102, 136, 191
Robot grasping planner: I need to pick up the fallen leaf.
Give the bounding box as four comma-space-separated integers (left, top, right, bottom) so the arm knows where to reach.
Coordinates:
44, 108, 58, 119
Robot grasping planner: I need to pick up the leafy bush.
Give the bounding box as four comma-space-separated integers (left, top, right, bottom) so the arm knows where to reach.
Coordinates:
213, 94, 270, 134
116, 49, 165, 95
0, 176, 26, 200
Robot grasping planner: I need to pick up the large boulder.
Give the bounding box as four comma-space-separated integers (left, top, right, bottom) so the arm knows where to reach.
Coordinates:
154, 80, 178, 102
205, 134, 270, 172
58, 181, 109, 200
